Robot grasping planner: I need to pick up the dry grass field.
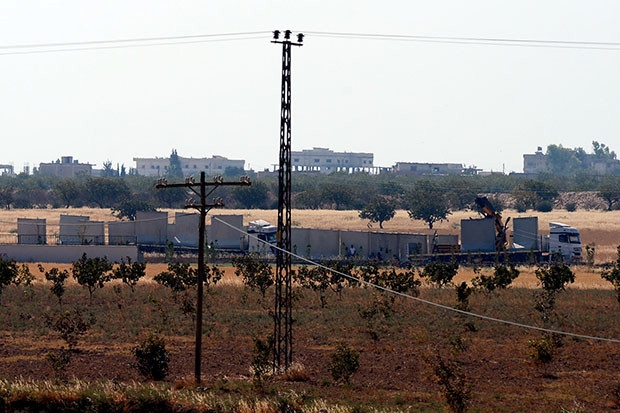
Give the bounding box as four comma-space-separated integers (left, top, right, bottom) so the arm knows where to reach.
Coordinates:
2, 207, 620, 412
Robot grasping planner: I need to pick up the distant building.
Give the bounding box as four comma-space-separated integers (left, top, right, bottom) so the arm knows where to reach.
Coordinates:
291, 147, 376, 174
0, 164, 14, 176
133, 155, 245, 177
392, 162, 466, 176
522, 147, 548, 174
39, 156, 92, 178
523, 146, 620, 175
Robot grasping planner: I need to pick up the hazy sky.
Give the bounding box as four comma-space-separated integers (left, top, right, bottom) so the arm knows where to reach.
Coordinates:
1, 1, 619, 175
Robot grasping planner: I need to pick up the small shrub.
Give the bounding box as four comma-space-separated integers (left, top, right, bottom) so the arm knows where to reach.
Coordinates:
514, 201, 527, 213
0, 256, 18, 304
601, 245, 620, 304
71, 253, 113, 304
535, 200, 554, 212
44, 308, 94, 351
112, 256, 146, 292
133, 332, 170, 381
430, 348, 471, 413
39, 264, 69, 305
250, 336, 272, 387
329, 343, 360, 384
46, 348, 72, 380
565, 202, 577, 212
419, 262, 459, 288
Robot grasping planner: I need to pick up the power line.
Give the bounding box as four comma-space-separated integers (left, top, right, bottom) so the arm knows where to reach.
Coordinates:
302, 30, 620, 51
1, 30, 619, 57
212, 215, 620, 344
0, 31, 270, 56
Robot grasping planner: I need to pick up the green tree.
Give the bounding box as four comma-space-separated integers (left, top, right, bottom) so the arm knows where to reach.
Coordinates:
358, 196, 396, 229
71, 253, 113, 304
112, 257, 146, 292
101, 160, 118, 177
232, 180, 270, 209
546, 144, 584, 175
598, 176, 620, 211
54, 179, 82, 208
592, 140, 617, 160
84, 177, 131, 208
405, 180, 451, 229
0, 257, 18, 304
168, 149, 183, 178
112, 199, 157, 221
38, 264, 70, 306
512, 179, 558, 211
601, 246, 620, 304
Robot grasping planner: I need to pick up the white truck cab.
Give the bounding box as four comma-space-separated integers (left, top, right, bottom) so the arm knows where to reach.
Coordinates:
547, 222, 582, 263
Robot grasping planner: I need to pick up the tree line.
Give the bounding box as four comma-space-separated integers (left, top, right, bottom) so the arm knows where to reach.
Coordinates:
1, 169, 620, 220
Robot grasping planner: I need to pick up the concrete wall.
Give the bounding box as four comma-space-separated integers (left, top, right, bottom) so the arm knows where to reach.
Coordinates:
59, 215, 104, 245
108, 220, 137, 245
170, 212, 199, 247
0, 245, 139, 263
136, 211, 167, 245
17, 218, 46, 245
210, 215, 243, 249
461, 218, 496, 252
292, 228, 340, 259
513, 217, 539, 250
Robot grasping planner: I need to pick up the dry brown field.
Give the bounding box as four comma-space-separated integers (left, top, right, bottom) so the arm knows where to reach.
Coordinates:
3, 208, 620, 411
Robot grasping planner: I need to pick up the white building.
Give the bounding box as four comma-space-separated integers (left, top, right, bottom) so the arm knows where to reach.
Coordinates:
133, 155, 245, 177
291, 147, 376, 174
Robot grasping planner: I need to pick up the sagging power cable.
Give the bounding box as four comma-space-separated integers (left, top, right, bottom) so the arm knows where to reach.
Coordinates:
212, 215, 620, 344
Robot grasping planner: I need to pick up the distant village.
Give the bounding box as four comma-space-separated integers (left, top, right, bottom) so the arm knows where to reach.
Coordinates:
2, 145, 619, 178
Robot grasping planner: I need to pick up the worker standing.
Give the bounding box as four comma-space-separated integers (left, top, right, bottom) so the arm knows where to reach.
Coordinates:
432, 230, 439, 254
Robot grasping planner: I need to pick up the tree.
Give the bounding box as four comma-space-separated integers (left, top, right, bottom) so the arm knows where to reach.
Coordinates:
512, 179, 558, 212
84, 177, 131, 208
54, 179, 82, 208
112, 257, 146, 292
0, 257, 18, 304
598, 176, 620, 211
101, 160, 117, 177
405, 180, 451, 229
546, 144, 584, 175
592, 140, 617, 160
168, 149, 183, 178
112, 199, 157, 221
358, 196, 396, 229
71, 253, 113, 304
232, 181, 270, 209
38, 264, 70, 305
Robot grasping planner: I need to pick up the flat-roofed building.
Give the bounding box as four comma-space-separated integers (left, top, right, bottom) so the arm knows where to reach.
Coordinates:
134, 155, 245, 177
291, 147, 376, 174
392, 162, 464, 175
39, 156, 92, 178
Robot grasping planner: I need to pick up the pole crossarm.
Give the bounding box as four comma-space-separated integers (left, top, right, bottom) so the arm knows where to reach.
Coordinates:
155, 172, 251, 384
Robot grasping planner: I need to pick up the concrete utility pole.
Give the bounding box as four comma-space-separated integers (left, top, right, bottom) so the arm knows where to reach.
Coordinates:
156, 172, 251, 383
271, 29, 303, 372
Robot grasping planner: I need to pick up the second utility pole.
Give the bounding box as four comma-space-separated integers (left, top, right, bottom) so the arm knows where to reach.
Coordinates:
271, 29, 303, 372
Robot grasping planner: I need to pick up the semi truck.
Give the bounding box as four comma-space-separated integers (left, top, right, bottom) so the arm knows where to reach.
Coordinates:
446, 197, 583, 264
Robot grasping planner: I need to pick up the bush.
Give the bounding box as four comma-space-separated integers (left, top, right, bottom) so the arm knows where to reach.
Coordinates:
329, 343, 360, 384
565, 202, 577, 212
133, 332, 170, 381
535, 200, 554, 212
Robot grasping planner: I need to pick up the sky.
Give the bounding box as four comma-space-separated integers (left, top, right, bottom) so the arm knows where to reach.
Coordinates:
1, 1, 619, 175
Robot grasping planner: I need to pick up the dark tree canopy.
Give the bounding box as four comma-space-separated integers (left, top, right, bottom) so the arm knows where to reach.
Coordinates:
405, 180, 451, 229
359, 196, 396, 229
